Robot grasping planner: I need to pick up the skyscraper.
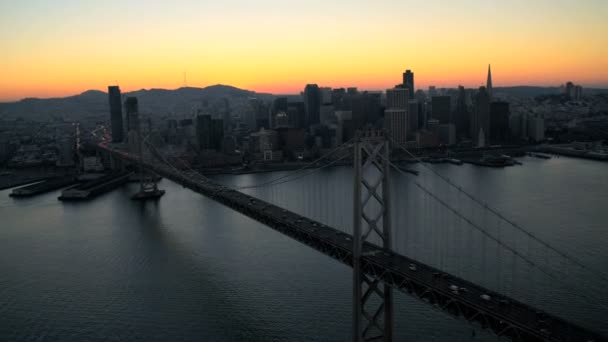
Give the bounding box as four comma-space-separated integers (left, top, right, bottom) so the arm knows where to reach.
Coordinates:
196, 114, 212, 150
455, 86, 470, 139
386, 87, 409, 141
211, 118, 224, 150
407, 100, 419, 139
270, 97, 288, 128
384, 109, 408, 144
402, 69, 415, 98
431, 96, 451, 124
471, 87, 490, 146
386, 88, 409, 109
320, 87, 333, 105
195, 114, 223, 151
108, 86, 124, 143
490, 101, 510, 143
351, 92, 381, 130
124, 97, 139, 133
287, 101, 306, 129
486, 64, 493, 100
304, 84, 321, 127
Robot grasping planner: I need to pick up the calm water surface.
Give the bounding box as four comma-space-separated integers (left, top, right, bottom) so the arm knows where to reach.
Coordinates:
1, 156, 607, 341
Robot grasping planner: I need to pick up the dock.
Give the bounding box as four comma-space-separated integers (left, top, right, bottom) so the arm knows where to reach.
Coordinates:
58, 172, 132, 201
539, 145, 608, 161
10, 176, 78, 197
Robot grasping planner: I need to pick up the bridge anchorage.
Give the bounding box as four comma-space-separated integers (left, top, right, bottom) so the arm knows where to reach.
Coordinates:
353, 129, 393, 342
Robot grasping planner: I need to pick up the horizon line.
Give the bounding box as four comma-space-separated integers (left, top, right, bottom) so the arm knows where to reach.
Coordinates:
2, 82, 608, 103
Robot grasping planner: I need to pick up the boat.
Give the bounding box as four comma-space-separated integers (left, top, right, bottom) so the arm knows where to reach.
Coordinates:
481, 155, 515, 167
131, 188, 165, 200
465, 154, 516, 167
502, 155, 522, 165
527, 152, 552, 159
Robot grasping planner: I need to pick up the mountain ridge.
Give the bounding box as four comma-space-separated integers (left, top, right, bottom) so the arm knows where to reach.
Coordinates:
0, 84, 274, 121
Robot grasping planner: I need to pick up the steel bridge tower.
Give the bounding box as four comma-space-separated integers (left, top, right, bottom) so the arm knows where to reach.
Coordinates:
352, 129, 393, 342
131, 116, 165, 200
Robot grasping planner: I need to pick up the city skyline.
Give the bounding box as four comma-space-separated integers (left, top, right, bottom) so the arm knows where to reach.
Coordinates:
1, 0, 608, 101
2, 2, 608, 341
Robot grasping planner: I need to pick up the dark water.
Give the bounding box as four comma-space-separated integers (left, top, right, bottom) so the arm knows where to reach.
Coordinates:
1, 156, 607, 341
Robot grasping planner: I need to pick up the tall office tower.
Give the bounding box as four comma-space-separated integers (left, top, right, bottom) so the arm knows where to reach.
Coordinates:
124, 97, 139, 133
384, 109, 408, 144
287, 101, 306, 129
244, 98, 261, 130
124, 97, 140, 153
527, 115, 545, 142
320, 104, 336, 125
565, 81, 576, 99
210, 118, 224, 150
486, 64, 493, 100
335, 110, 354, 143
402, 69, 415, 98
351, 92, 381, 130
249, 98, 270, 130
431, 96, 451, 124
304, 84, 321, 127
490, 101, 510, 143
194, 114, 223, 151
320, 87, 333, 105
108, 86, 124, 143
414, 90, 427, 129
270, 97, 288, 128
386, 88, 409, 109
196, 114, 212, 150
331, 88, 346, 109
471, 86, 490, 146
509, 111, 528, 140
407, 100, 419, 139
574, 85, 583, 101
455, 86, 470, 139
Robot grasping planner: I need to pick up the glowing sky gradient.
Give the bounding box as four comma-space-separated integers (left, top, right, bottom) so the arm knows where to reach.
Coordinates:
1, 0, 607, 101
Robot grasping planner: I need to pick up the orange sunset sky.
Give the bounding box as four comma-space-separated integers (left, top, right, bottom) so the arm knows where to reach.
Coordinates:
1, 0, 607, 101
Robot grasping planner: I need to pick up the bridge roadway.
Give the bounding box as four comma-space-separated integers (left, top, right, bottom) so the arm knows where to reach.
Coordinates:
100, 143, 606, 342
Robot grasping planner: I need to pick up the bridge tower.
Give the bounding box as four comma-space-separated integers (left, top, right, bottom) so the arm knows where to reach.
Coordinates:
352, 129, 393, 342
131, 117, 165, 200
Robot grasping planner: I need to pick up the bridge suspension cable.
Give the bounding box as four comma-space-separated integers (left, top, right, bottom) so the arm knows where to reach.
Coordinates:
387, 135, 608, 285
380, 146, 608, 312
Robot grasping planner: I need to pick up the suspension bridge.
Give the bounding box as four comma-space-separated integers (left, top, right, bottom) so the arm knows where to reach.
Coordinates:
96, 130, 607, 342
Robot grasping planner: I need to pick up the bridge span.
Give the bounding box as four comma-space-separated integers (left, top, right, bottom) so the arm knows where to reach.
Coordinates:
98, 142, 606, 342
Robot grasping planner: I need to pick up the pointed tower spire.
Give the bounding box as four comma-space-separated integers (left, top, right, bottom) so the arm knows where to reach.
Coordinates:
486, 64, 493, 100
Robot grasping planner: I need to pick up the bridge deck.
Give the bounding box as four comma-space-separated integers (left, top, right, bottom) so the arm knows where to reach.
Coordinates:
101, 144, 606, 342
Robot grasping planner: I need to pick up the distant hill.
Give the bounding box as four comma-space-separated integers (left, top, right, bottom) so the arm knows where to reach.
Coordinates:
0, 85, 274, 121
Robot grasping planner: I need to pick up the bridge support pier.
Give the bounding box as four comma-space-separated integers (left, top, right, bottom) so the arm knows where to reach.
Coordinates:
352, 130, 393, 342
